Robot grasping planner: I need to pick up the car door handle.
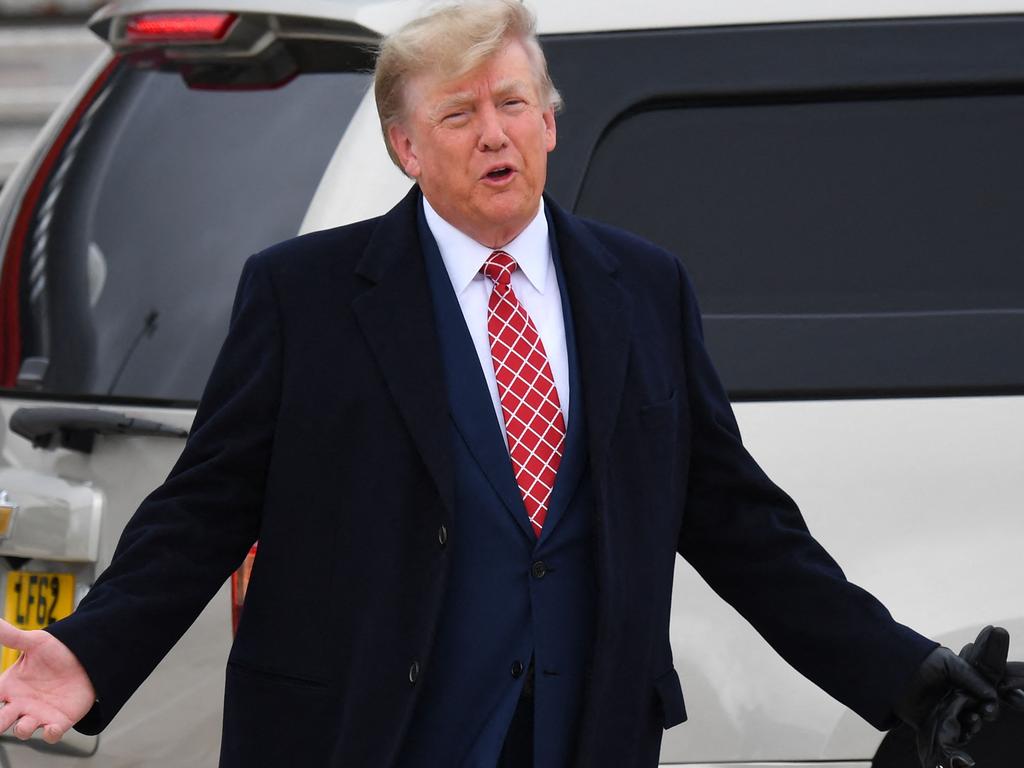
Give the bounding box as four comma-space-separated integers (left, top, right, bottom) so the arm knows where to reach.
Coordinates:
9, 407, 189, 454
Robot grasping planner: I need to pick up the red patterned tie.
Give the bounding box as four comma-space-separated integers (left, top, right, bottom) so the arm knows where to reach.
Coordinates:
482, 251, 565, 537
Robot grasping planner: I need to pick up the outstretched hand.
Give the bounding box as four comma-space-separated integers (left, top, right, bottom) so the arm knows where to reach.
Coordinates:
0, 619, 96, 743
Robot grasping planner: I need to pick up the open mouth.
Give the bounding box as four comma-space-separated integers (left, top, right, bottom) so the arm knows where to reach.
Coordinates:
485, 166, 514, 180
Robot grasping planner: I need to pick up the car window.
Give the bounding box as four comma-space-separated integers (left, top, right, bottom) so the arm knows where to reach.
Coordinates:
575, 93, 1024, 397
6, 64, 370, 403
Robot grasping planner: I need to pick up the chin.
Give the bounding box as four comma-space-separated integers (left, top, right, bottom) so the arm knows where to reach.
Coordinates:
485, 197, 533, 222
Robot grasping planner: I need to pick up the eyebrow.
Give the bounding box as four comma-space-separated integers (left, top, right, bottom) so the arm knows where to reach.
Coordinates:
430, 79, 532, 118
431, 92, 475, 118
492, 79, 531, 99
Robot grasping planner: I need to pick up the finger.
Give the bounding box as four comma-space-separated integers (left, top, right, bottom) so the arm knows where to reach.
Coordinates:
964, 697, 1000, 722
0, 703, 19, 734
980, 700, 998, 721
12, 715, 40, 740
0, 620, 34, 653
944, 655, 999, 704
967, 626, 1009, 684
40, 722, 67, 745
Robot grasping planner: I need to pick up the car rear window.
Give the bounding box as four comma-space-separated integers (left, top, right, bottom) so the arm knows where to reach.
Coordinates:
5, 63, 370, 403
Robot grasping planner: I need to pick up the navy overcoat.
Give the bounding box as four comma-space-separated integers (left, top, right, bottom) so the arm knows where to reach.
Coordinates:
48, 187, 935, 767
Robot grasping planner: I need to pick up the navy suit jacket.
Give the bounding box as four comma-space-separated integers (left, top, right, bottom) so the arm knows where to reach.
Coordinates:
48, 186, 936, 767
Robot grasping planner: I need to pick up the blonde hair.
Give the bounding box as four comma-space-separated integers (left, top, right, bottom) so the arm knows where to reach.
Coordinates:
374, 0, 562, 168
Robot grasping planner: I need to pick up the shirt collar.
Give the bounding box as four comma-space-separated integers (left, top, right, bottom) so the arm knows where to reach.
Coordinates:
422, 195, 550, 295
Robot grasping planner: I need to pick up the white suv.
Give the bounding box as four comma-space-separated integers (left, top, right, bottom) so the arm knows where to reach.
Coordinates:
0, 1, 1022, 766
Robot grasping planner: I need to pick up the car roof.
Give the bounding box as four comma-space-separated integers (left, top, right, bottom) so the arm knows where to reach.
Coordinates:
91, 0, 1024, 38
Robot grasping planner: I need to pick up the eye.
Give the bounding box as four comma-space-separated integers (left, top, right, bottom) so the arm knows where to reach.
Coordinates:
441, 110, 469, 125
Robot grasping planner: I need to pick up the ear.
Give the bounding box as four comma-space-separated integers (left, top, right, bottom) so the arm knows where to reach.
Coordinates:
388, 121, 421, 178
542, 107, 557, 153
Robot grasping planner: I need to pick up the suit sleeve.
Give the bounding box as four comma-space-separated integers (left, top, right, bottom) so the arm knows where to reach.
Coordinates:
672, 259, 936, 730
47, 253, 282, 734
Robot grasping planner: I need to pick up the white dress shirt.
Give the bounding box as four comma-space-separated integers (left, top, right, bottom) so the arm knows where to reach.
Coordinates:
423, 196, 570, 445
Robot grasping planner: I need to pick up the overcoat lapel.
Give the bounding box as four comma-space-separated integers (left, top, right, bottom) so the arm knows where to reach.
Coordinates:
545, 197, 634, 487
350, 187, 455, 519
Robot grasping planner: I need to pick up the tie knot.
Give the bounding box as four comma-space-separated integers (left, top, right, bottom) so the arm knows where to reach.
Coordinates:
482, 250, 517, 287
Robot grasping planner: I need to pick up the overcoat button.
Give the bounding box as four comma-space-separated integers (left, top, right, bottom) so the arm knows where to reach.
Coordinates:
511, 660, 524, 679
409, 661, 420, 685
531, 561, 547, 579
438, 525, 448, 547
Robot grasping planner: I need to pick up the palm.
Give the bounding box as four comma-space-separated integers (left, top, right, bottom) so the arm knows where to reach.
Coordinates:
0, 619, 95, 743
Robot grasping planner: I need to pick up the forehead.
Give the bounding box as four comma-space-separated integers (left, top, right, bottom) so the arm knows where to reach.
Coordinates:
406, 40, 539, 111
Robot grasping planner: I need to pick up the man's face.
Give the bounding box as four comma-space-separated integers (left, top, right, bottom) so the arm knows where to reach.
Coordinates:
388, 39, 557, 248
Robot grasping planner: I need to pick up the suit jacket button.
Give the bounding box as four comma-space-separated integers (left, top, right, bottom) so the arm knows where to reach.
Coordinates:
409, 661, 420, 685
438, 525, 448, 548
531, 560, 547, 579
510, 660, 524, 679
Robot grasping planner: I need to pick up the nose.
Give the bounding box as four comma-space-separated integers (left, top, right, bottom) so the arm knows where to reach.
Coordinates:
477, 103, 508, 151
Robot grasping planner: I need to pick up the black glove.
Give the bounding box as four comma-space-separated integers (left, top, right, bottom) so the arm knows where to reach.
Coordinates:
961, 633, 1024, 713
895, 626, 1004, 768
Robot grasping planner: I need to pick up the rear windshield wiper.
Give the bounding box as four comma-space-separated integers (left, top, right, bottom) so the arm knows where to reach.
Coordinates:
9, 407, 189, 454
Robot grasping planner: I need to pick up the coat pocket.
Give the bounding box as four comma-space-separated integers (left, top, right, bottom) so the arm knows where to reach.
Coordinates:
638, 389, 677, 421
226, 659, 330, 690
221, 661, 338, 765
652, 667, 688, 729
638, 389, 682, 451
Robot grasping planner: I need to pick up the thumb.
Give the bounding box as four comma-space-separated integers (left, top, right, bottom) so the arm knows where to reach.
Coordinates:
0, 619, 35, 653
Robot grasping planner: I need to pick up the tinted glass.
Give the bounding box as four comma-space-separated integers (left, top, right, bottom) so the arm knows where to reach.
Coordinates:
576, 93, 1024, 396
9, 65, 369, 402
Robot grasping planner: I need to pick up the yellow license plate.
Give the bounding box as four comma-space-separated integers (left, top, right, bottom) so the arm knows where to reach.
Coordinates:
2, 572, 75, 670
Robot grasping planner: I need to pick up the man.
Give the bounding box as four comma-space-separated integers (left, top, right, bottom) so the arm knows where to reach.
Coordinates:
0, 2, 1020, 767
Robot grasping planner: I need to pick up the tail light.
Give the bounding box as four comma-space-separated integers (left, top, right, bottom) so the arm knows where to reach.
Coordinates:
88, 10, 379, 90
230, 542, 258, 635
124, 13, 238, 43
